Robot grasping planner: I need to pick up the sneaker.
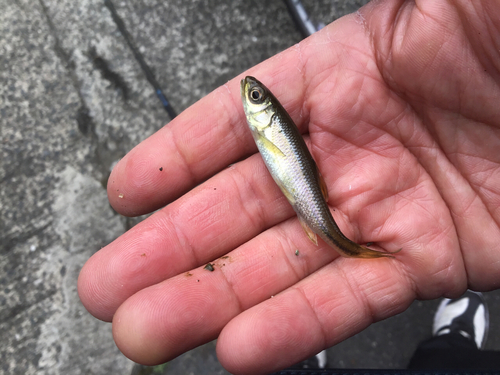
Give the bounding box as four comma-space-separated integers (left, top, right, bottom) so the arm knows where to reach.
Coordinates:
433, 290, 489, 349
289, 349, 327, 370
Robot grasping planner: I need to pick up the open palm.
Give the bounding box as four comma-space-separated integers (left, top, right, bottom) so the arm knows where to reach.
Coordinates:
78, 1, 500, 374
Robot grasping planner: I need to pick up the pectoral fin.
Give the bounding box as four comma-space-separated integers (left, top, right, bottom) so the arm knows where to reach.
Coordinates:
298, 215, 318, 245
258, 135, 285, 158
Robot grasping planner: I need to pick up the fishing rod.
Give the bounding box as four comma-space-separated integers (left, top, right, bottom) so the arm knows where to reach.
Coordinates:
283, 0, 324, 38
104, 0, 177, 120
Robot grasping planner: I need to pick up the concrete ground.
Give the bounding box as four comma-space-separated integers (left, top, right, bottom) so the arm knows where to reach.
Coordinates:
1, 0, 499, 374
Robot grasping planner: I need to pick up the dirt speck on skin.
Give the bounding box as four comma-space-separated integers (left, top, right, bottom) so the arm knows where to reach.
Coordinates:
204, 263, 214, 272
185, 272, 193, 277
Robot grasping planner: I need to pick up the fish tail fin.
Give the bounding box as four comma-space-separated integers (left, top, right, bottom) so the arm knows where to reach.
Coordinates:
353, 246, 395, 259
320, 217, 402, 259
351, 244, 402, 259
325, 232, 401, 258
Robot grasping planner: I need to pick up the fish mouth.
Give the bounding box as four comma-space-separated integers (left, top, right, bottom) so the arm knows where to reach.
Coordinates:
240, 77, 247, 98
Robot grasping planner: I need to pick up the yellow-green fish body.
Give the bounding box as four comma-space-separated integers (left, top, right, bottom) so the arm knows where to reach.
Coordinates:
241, 76, 395, 258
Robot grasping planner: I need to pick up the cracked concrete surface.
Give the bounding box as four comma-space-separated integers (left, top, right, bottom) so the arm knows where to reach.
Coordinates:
2, 0, 500, 374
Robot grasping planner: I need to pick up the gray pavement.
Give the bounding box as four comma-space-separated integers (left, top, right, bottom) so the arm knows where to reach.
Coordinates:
1, 1, 500, 374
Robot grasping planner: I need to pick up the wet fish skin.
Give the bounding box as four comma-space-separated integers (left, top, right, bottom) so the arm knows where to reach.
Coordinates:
240, 76, 396, 258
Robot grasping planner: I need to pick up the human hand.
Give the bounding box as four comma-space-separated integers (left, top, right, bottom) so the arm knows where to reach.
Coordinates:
78, 1, 500, 373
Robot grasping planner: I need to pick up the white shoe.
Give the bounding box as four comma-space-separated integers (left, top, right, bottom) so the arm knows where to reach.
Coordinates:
289, 349, 327, 369
433, 290, 489, 349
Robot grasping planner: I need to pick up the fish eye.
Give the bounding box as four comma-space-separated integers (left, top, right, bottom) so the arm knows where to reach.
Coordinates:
249, 87, 264, 103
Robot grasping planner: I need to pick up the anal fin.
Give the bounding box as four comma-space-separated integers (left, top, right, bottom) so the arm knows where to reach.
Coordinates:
298, 215, 318, 245
319, 171, 329, 202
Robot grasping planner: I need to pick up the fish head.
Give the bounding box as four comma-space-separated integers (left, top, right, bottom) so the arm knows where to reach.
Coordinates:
241, 76, 275, 132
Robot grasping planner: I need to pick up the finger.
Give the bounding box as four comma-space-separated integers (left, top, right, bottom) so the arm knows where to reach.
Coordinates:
81, 132, 404, 323
110, 180, 465, 368
217, 258, 413, 375
81, 121, 464, 322
110, 217, 341, 365
108, 53, 307, 217
217, 242, 465, 375
78, 153, 293, 321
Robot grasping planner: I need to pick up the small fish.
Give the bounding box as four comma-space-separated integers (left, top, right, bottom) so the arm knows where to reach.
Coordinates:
241, 76, 398, 258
